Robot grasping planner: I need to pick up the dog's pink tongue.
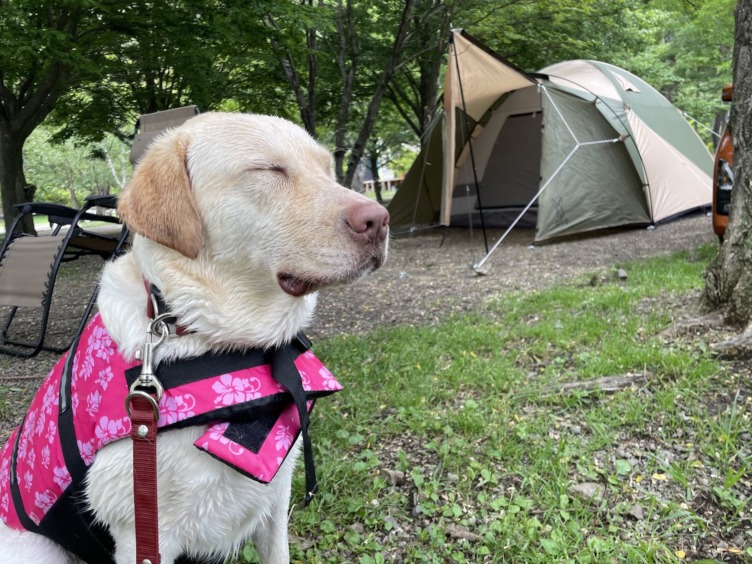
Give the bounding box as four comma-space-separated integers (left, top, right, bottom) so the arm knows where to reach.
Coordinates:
278, 274, 313, 297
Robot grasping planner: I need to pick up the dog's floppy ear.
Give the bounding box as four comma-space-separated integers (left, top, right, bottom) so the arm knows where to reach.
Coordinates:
118, 131, 202, 259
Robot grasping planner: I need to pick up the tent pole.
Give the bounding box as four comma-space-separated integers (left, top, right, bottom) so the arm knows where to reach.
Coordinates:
473, 84, 625, 272
473, 144, 578, 272
451, 35, 489, 253
410, 124, 434, 233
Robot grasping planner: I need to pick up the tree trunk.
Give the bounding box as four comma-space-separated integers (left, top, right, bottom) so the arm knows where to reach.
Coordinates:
385, 0, 450, 138
343, 0, 416, 188
369, 152, 383, 203
0, 129, 35, 234
265, 6, 318, 138
702, 0, 752, 327
333, 0, 357, 184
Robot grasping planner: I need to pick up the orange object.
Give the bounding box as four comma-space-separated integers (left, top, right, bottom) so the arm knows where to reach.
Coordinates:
713, 85, 734, 241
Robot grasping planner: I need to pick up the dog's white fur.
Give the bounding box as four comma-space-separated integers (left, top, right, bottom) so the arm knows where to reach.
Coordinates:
0, 113, 388, 563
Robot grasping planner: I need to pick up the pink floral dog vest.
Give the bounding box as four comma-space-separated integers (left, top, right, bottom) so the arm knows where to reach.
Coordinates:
0, 313, 340, 563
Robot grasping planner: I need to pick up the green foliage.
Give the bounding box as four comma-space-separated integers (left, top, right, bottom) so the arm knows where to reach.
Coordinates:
0, 1, 736, 207
51, 1, 277, 141
23, 128, 130, 205
0, 1, 112, 93
468, 0, 646, 71
610, 0, 735, 139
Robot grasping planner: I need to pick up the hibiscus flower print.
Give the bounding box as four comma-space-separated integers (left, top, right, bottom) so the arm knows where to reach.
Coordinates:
47, 420, 56, 444
212, 375, 261, 405
274, 425, 293, 452
159, 394, 196, 426
23, 470, 33, 492
207, 422, 230, 441
24, 410, 37, 441
41, 445, 51, 468
17, 436, 27, 462
1, 492, 8, 515
77, 439, 96, 466
75, 352, 96, 382
320, 367, 339, 390
29, 510, 42, 525
94, 416, 129, 448
53, 466, 71, 490
35, 412, 47, 437
299, 369, 311, 389
204, 422, 245, 455
96, 366, 114, 390
86, 390, 102, 417
34, 489, 56, 513
42, 383, 58, 415
88, 324, 114, 360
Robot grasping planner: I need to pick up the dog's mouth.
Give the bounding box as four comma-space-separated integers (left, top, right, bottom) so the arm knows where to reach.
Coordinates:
277, 273, 319, 297
278, 251, 385, 298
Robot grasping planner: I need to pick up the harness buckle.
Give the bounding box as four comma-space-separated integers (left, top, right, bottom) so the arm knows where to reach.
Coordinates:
125, 314, 171, 419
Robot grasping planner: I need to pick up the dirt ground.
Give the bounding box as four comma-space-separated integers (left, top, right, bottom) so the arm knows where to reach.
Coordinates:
309, 212, 718, 340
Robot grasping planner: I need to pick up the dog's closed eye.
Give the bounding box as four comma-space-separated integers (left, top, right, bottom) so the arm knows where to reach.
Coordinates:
247, 165, 287, 177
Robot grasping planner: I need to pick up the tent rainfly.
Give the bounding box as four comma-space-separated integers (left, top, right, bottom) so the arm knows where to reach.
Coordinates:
388, 30, 713, 266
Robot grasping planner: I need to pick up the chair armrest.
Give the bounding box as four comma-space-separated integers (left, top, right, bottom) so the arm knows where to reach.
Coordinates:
13, 202, 80, 226
84, 195, 118, 210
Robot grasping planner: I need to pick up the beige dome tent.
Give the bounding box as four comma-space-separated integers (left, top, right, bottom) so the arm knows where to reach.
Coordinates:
388, 30, 712, 263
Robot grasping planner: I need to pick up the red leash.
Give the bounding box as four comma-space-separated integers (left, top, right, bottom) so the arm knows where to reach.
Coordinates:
127, 300, 170, 564
128, 393, 161, 564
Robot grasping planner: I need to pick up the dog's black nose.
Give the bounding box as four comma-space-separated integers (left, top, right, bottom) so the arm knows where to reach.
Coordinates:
345, 200, 390, 242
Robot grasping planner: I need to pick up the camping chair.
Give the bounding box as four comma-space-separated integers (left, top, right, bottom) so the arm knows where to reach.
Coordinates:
0, 195, 130, 357
129, 105, 200, 165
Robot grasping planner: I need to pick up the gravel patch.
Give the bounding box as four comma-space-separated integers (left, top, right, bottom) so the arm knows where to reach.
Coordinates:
309, 213, 717, 340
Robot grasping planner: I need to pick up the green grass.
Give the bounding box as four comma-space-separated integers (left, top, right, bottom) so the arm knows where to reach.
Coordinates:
237, 244, 748, 561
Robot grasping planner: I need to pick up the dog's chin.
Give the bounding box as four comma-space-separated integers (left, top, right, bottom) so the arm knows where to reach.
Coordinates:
277, 253, 385, 298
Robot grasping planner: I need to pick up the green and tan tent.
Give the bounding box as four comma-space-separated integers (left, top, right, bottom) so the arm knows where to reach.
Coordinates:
389, 30, 712, 251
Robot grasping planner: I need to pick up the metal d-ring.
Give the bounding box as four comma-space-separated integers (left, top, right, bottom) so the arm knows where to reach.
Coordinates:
148, 312, 173, 339
125, 390, 161, 420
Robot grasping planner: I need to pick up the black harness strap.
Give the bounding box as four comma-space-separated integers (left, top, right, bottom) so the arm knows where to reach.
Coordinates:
270, 343, 319, 505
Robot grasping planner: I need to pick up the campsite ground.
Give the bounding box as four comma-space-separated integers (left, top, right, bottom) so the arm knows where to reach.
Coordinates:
309, 212, 718, 341
2, 212, 748, 562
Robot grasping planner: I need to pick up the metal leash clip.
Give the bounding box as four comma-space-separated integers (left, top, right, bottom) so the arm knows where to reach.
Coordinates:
125, 313, 172, 419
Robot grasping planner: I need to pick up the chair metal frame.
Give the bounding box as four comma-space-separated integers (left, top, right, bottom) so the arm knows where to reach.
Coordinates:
0, 195, 129, 358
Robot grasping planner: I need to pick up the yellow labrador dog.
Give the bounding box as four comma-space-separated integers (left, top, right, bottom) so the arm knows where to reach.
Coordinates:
0, 113, 388, 563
